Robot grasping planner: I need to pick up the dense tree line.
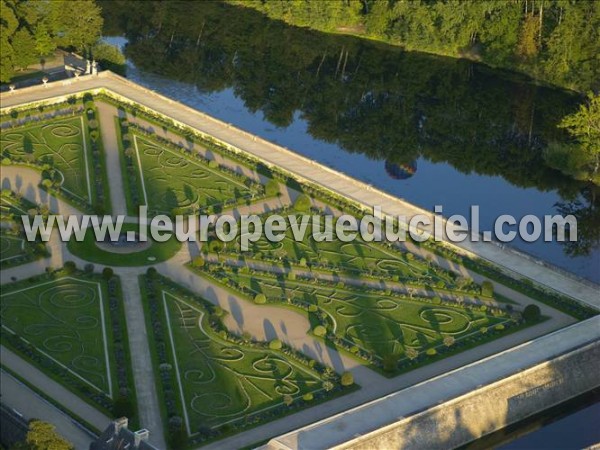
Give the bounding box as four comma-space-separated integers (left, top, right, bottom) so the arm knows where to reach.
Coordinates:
229, 0, 600, 93
0, 0, 125, 82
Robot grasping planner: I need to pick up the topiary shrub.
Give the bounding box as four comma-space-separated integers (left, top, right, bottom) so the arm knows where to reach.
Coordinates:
293, 194, 312, 212
523, 304, 541, 322
426, 348, 437, 356
313, 325, 326, 337
481, 280, 494, 296
102, 267, 114, 280
88, 119, 98, 129
265, 179, 280, 197
269, 339, 282, 350
302, 392, 314, 401
254, 293, 267, 304
192, 256, 205, 268
341, 371, 354, 386
63, 261, 77, 274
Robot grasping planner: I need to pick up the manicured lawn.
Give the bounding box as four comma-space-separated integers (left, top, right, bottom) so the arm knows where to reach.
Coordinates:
163, 292, 323, 433
67, 222, 181, 266
207, 268, 511, 365
0, 116, 92, 203
0, 191, 49, 267
0, 232, 25, 261
130, 132, 254, 213
0, 275, 114, 395
217, 212, 458, 286
141, 274, 346, 443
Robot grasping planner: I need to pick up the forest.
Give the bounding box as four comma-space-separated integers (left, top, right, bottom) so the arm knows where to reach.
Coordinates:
229, 0, 600, 93
0, 0, 123, 82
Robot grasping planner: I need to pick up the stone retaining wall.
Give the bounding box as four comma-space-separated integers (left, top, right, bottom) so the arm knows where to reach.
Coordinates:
338, 340, 599, 450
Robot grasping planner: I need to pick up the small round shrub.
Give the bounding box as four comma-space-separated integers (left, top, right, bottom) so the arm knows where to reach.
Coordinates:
102, 267, 114, 280
341, 371, 354, 386
313, 325, 326, 337
481, 280, 494, 296
63, 261, 77, 274
302, 393, 314, 401
254, 293, 267, 304
265, 179, 279, 196
426, 348, 437, 356
269, 339, 282, 350
294, 194, 312, 212
88, 119, 98, 129
523, 304, 541, 322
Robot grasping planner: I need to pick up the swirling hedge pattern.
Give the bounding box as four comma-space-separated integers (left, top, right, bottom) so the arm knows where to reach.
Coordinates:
0, 277, 111, 393
0, 117, 90, 202
163, 293, 321, 432
133, 134, 252, 212
237, 274, 505, 359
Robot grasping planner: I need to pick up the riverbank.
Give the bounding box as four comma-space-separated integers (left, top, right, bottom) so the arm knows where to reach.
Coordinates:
228, 0, 598, 94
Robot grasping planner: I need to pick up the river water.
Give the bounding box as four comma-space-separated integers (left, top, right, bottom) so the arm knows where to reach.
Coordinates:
101, 1, 599, 446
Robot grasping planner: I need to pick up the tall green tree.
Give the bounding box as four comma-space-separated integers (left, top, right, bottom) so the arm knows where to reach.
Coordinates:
546, 93, 600, 184
11, 28, 37, 70
34, 22, 55, 56
49, 0, 103, 51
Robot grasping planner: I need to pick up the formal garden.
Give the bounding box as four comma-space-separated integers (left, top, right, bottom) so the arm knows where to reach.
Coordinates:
0, 97, 110, 213
0, 190, 48, 267
208, 208, 470, 289
0, 268, 137, 419
117, 118, 265, 216
190, 264, 541, 375
140, 272, 353, 447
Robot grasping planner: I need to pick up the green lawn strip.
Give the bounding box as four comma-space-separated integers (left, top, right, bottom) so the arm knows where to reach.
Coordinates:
0, 269, 134, 417
189, 263, 532, 376
113, 117, 138, 215
67, 222, 181, 266
208, 209, 471, 292
140, 271, 354, 448
0, 364, 101, 436
82, 101, 112, 214
203, 252, 496, 306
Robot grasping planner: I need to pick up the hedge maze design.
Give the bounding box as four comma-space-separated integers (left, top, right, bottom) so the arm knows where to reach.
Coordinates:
233, 273, 508, 360
132, 134, 253, 213
0, 117, 91, 202
0, 276, 112, 395
161, 292, 323, 434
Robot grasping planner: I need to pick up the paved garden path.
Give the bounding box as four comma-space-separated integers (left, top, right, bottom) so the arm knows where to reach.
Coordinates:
116, 271, 167, 450
0, 369, 97, 450
96, 102, 128, 216
1, 346, 112, 430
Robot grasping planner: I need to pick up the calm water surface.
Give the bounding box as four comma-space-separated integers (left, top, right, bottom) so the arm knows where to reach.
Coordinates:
102, 4, 599, 282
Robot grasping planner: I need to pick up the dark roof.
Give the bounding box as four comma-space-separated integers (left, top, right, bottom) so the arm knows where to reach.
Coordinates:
90, 419, 161, 450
